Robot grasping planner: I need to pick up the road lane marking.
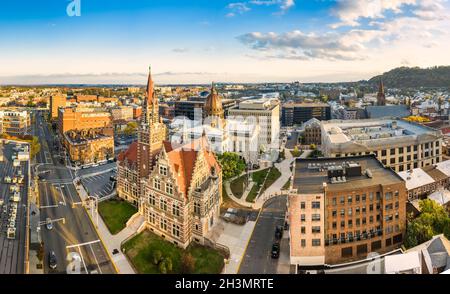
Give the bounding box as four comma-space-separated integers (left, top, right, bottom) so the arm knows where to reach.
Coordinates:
88, 244, 103, 274
76, 247, 88, 274
66, 240, 101, 249
40, 205, 59, 209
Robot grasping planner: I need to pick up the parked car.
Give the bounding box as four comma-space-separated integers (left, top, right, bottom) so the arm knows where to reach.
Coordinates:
271, 243, 280, 259
46, 218, 53, 230
48, 251, 58, 269
275, 225, 283, 240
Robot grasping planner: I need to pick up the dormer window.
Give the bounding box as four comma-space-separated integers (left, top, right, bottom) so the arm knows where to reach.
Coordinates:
159, 165, 168, 176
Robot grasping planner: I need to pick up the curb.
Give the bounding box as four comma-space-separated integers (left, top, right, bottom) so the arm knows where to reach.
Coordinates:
236, 206, 262, 273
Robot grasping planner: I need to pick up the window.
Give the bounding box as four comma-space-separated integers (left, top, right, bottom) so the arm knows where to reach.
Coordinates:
148, 212, 156, 224
301, 239, 306, 247
172, 203, 180, 216
340, 196, 345, 204
332, 222, 337, 229
165, 183, 173, 195
348, 196, 352, 204
348, 208, 352, 216
312, 214, 321, 221
301, 226, 306, 234
362, 194, 366, 202
385, 192, 393, 200
159, 165, 167, 176
312, 226, 321, 233
382, 150, 387, 156
399, 147, 404, 154
390, 148, 395, 155
300, 202, 306, 209
160, 219, 167, 231
341, 247, 353, 258
172, 224, 180, 237
312, 201, 320, 209
369, 192, 374, 201
194, 202, 201, 214
348, 219, 353, 227
371, 240, 382, 251
369, 204, 374, 212
312, 239, 321, 247
332, 198, 337, 206
332, 210, 337, 217
356, 195, 360, 202
300, 214, 306, 222
390, 158, 395, 164
149, 193, 156, 205
357, 244, 367, 255
340, 209, 345, 216
154, 179, 161, 190
160, 199, 167, 211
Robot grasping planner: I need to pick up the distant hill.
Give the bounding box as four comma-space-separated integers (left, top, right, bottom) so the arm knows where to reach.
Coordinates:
369, 66, 450, 88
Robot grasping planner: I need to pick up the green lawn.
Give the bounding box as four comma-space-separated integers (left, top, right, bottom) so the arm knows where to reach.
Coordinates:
98, 199, 138, 235
230, 175, 246, 198
245, 167, 281, 203
123, 230, 224, 274
282, 178, 291, 190
245, 184, 260, 203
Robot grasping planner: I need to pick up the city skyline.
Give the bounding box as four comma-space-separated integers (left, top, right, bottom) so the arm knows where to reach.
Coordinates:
1, 0, 450, 84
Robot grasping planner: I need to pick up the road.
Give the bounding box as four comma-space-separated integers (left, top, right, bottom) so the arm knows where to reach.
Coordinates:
33, 111, 116, 274
238, 196, 287, 274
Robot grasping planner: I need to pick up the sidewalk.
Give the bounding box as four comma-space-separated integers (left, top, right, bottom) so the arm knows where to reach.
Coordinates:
76, 180, 138, 274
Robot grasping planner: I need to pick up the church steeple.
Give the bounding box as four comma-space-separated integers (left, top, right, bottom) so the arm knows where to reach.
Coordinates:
143, 66, 159, 125
377, 79, 386, 106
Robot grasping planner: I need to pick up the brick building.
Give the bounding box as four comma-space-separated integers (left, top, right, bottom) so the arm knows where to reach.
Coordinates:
288, 155, 407, 268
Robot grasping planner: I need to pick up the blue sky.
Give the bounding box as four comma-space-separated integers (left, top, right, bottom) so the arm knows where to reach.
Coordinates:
1, 0, 449, 84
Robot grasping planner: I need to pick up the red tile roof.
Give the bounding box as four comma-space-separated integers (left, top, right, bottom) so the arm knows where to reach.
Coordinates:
118, 141, 138, 165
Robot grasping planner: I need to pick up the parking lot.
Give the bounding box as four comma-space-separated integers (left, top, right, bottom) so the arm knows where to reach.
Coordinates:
79, 165, 116, 199
0, 142, 29, 274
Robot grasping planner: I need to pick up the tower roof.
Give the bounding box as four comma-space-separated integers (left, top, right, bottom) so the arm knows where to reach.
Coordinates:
146, 66, 155, 104
204, 82, 223, 116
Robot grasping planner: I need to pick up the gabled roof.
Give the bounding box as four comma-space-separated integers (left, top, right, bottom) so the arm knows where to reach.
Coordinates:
118, 141, 138, 165
162, 137, 220, 198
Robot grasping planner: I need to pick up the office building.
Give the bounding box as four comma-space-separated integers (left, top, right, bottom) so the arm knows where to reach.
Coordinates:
288, 155, 407, 268
282, 103, 331, 126
321, 119, 443, 172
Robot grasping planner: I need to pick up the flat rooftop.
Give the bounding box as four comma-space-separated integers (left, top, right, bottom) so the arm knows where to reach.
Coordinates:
322, 119, 442, 150
293, 155, 403, 194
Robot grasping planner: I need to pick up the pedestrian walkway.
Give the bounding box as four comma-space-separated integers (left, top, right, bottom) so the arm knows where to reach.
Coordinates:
207, 218, 257, 274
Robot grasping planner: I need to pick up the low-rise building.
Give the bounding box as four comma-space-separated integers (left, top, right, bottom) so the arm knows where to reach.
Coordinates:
63, 129, 114, 165
303, 118, 321, 146
0, 110, 31, 136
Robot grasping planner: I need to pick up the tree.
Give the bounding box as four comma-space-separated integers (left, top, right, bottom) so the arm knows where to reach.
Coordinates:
159, 261, 167, 274
164, 257, 173, 272
404, 199, 450, 248
152, 250, 162, 265
123, 121, 138, 136
217, 152, 246, 180
30, 136, 41, 159
180, 253, 195, 274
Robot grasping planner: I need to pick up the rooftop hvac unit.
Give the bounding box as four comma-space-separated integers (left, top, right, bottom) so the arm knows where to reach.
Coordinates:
365, 169, 373, 178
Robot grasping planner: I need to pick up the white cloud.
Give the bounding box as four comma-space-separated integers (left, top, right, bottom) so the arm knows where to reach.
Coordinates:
226, 0, 294, 17
227, 2, 251, 16
237, 30, 374, 61
331, 0, 417, 28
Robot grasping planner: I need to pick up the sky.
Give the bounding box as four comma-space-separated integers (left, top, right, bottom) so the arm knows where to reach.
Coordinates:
0, 0, 449, 85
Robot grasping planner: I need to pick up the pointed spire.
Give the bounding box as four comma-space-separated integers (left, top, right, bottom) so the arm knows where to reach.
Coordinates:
146, 65, 154, 102
378, 79, 384, 95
